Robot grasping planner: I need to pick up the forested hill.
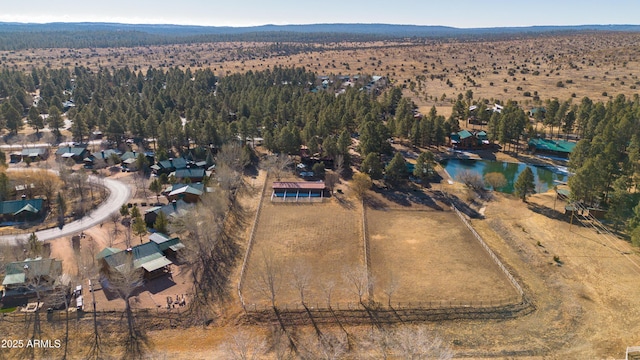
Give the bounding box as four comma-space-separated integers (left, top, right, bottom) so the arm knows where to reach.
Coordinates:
0, 22, 639, 50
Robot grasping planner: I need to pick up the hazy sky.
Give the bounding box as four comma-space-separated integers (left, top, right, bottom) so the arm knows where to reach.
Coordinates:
1, 0, 639, 28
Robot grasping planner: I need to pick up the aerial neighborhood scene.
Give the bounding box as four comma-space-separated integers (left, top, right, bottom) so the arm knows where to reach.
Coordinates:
2, 0, 640, 359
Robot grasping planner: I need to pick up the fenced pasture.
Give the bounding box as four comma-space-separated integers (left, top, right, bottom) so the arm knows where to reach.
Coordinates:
239, 182, 528, 323
240, 197, 364, 307
367, 208, 519, 304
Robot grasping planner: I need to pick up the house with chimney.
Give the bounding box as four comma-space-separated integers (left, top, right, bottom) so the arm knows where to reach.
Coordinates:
1, 257, 62, 299
84, 149, 122, 167
144, 199, 192, 226
150, 157, 188, 175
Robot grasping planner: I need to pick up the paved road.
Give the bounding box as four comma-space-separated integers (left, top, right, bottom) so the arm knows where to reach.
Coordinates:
0, 171, 131, 245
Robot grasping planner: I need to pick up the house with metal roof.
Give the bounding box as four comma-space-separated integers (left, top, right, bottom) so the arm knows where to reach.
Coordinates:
2, 257, 62, 298
164, 184, 204, 203
170, 167, 206, 183
144, 199, 193, 226
528, 138, 576, 158
0, 198, 45, 222
85, 149, 121, 166
19, 147, 49, 162
149, 233, 185, 257
99, 242, 173, 280
150, 157, 188, 175
450, 130, 491, 149
55, 146, 88, 162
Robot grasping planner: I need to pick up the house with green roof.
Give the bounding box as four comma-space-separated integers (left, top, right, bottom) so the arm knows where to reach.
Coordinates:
0, 198, 45, 222
2, 257, 62, 298
450, 130, 491, 149
528, 138, 576, 157
170, 168, 206, 183
84, 149, 121, 166
18, 148, 49, 162
149, 233, 185, 257
164, 184, 204, 203
55, 146, 88, 162
150, 157, 188, 175
99, 242, 174, 280
144, 199, 193, 226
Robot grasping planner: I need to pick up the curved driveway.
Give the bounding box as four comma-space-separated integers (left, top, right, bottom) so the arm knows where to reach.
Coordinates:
0, 171, 131, 245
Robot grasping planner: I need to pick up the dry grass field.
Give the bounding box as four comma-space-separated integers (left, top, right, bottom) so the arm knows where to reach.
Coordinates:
5, 32, 640, 111
241, 191, 365, 308
367, 208, 517, 305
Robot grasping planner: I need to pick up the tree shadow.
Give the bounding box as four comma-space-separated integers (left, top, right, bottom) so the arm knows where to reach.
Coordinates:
371, 185, 444, 211
335, 194, 355, 210
526, 202, 584, 226
442, 193, 483, 219
142, 274, 176, 295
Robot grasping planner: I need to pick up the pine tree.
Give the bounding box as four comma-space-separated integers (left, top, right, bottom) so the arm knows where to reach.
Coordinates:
47, 106, 64, 137
153, 211, 168, 234
361, 153, 383, 180
385, 152, 408, 184
27, 106, 44, 134
514, 167, 535, 202
413, 151, 436, 183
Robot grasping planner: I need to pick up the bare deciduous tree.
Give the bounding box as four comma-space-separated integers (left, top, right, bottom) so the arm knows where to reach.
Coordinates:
325, 172, 340, 193
107, 255, 146, 358
342, 265, 370, 304
109, 211, 122, 238
391, 326, 453, 360
170, 190, 238, 325
250, 250, 282, 308
289, 260, 312, 306
382, 271, 400, 307
263, 154, 291, 181
320, 278, 336, 308
334, 155, 345, 178
219, 330, 267, 360
299, 329, 348, 360
457, 170, 485, 193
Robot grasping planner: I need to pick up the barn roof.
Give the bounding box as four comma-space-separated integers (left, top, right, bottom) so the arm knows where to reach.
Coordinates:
272, 181, 325, 190
528, 138, 576, 154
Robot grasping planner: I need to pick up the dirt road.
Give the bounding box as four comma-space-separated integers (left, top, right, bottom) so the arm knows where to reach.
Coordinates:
0, 172, 131, 245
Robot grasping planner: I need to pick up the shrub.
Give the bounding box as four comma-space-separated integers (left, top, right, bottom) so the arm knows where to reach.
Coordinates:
556, 81, 564, 88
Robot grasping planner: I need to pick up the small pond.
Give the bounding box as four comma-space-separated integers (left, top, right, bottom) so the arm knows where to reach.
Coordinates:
440, 158, 569, 194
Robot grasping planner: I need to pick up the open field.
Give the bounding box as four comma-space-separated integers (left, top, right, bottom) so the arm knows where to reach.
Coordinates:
4, 33, 640, 110
367, 208, 517, 305
241, 192, 364, 307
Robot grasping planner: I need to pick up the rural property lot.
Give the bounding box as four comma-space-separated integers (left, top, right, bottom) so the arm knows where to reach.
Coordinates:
242, 196, 364, 307
367, 208, 518, 305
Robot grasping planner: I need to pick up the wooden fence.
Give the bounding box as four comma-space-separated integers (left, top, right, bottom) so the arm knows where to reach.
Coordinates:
237, 173, 269, 310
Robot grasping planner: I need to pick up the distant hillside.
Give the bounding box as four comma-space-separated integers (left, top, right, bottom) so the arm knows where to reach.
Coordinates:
0, 22, 639, 50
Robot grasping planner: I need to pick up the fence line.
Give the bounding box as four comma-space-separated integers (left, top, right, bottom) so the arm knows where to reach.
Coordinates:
243, 297, 531, 324
451, 205, 526, 299
237, 172, 269, 310
362, 200, 373, 300
243, 296, 523, 313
